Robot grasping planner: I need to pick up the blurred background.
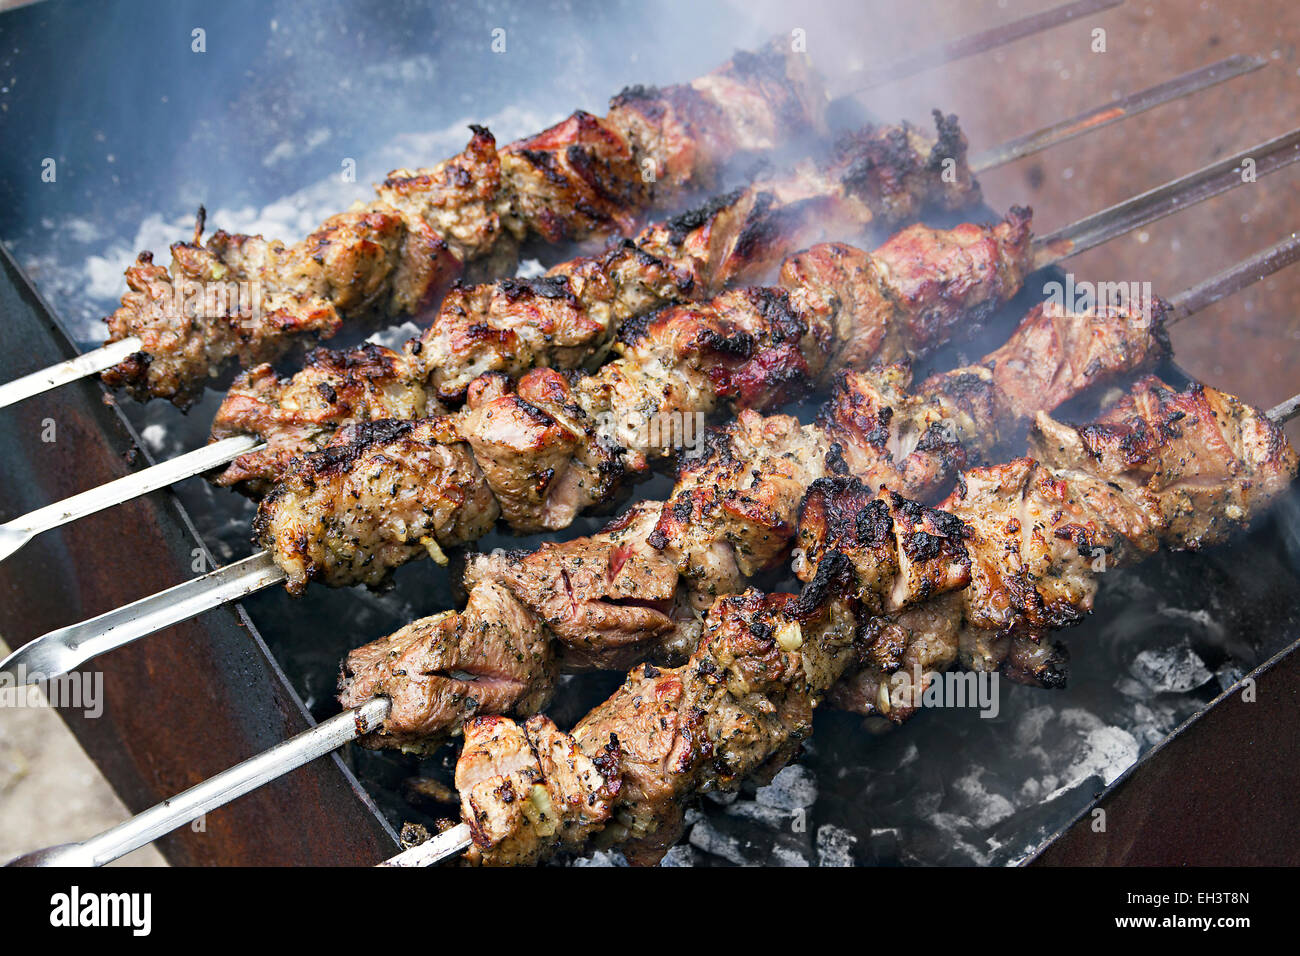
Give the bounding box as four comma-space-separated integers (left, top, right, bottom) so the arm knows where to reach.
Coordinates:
1, 0, 1296, 865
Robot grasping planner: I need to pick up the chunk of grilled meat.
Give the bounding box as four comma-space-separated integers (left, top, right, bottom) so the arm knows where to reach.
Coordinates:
103, 43, 826, 407
339, 581, 554, 755
456, 715, 622, 867
919, 292, 1171, 452
462, 502, 689, 673
252, 418, 498, 594
103, 207, 454, 408
453, 488, 970, 866
210, 344, 434, 495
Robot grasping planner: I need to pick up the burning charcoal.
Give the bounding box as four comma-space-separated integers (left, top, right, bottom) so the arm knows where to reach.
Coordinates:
1214, 661, 1247, 692
688, 817, 750, 866
1053, 709, 1141, 789
863, 826, 904, 865
900, 814, 993, 867
725, 800, 793, 829
571, 849, 628, 867
702, 788, 740, 806
1129, 644, 1213, 694
816, 824, 858, 867
755, 764, 817, 810
949, 768, 1017, 828
769, 840, 813, 867
658, 844, 697, 867
689, 812, 813, 867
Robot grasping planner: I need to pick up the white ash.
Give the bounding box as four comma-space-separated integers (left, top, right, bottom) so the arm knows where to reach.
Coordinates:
657, 844, 697, 868
755, 764, 817, 810
1129, 644, 1213, 694
816, 825, 857, 867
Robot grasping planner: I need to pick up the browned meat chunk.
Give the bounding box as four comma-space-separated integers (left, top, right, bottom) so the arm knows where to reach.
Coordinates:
464, 502, 684, 672
340, 581, 554, 755
253, 417, 498, 593
209, 344, 433, 495
457, 715, 620, 866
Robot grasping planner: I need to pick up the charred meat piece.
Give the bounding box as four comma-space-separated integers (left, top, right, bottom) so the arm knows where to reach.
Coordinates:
456, 715, 621, 867
339, 581, 554, 755
921, 293, 1171, 453
650, 410, 828, 604
103, 207, 451, 409
253, 417, 498, 594
209, 344, 433, 495
947, 378, 1299, 634
463, 502, 684, 672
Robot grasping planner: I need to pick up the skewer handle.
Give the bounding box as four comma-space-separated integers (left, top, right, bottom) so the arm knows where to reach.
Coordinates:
0, 550, 286, 684
5, 698, 391, 867
0, 336, 141, 410
378, 823, 474, 867
0, 435, 266, 563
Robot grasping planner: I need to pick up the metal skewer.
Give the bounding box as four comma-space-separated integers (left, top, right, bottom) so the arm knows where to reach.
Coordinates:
0, 0, 1120, 415
0, 551, 285, 683
0, 62, 1263, 565
968, 53, 1265, 173
6, 142, 1298, 687
4, 697, 390, 867
0, 335, 141, 411
379, 825, 474, 867
1032, 127, 1300, 269
14, 374, 1300, 870
832, 0, 1123, 96
0, 434, 265, 563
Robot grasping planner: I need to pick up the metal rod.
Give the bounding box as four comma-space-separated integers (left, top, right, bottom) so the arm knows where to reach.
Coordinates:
0, 435, 265, 564
0, 335, 141, 410
1168, 231, 1300, 323
1268, 393, 1300, 425
378, 824, 474, 867
5, 698, 391, 867
831, 0, 1123, 98
1032, 127, 1300, 269
970, 54, 1266, 173
0, 551, 285, 685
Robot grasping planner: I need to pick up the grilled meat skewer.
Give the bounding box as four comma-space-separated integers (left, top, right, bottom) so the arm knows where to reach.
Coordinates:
337, 290, 1170, 752
254, 211, 1032, 591
210, 115, 979, 492
447, 378, 1298, 865
100, 42, 826, 408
